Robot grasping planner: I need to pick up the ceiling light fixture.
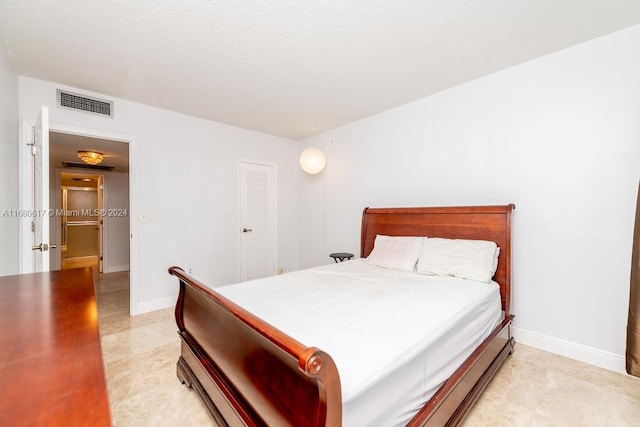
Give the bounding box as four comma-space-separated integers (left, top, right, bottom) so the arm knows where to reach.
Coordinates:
77, 151, 104, 165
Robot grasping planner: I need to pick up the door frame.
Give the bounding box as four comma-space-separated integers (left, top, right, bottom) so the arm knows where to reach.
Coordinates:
19, 120, 139, 315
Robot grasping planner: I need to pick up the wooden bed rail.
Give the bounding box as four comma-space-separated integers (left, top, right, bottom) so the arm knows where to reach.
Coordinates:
169, 266, 342, 426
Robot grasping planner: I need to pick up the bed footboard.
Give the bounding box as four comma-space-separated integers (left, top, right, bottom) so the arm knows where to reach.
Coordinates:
169, 266, 342, 427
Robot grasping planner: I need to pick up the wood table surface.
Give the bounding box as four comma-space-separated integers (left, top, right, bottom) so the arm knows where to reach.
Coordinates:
0, 267, 111, 426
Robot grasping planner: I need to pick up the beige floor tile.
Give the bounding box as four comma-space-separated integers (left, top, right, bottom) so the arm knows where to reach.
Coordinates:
98, 308, 173, 336
95, 272, 213, 426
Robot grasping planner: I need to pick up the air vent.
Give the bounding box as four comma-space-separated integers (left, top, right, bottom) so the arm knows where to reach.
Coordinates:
57, 89, 114, 118
62, 162, 114, 171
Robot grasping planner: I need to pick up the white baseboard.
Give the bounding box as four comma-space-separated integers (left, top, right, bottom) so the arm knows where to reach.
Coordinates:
104, 264, 130, 273
134, 294, 177, 316
513, 327, 626, 374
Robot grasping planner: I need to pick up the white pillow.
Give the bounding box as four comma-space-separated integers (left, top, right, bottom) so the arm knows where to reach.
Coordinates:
416, 237, 499, 283
367, 235, 424, 271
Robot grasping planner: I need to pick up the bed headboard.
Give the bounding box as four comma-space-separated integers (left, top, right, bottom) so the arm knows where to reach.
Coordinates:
361, 204, 515, 316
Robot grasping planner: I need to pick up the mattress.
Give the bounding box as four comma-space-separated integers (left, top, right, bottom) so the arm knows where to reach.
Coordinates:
216, 259, 502, 426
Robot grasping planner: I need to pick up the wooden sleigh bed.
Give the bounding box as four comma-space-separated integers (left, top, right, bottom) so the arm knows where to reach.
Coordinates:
169, 204, 515, 426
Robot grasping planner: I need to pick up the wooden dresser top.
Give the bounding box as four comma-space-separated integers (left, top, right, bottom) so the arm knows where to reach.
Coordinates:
0, 267, 111, 426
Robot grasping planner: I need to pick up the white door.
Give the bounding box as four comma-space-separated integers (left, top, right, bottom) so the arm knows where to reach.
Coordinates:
239, 161, 276, 281
32, 106, 53, 272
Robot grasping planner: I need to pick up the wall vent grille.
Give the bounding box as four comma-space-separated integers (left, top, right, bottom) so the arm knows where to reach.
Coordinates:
56, 89, 114, 118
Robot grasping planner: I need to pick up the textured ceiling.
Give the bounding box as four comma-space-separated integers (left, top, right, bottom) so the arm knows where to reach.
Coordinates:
1, 1, 639, 140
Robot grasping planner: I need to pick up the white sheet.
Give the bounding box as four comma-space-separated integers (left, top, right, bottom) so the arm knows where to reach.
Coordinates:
216, 259, 502, 426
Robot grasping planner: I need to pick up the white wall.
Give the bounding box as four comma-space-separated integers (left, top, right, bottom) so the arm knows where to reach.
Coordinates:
19, 77, 300, 313
103, 171, 130, 273
299, 25, 640, 372
0, 42, 19, 276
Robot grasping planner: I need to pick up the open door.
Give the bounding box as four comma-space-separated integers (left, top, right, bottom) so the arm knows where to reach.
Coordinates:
31, 106, 55, 272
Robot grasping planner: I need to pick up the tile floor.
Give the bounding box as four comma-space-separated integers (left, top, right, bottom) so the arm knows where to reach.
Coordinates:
96, 272, 640, 426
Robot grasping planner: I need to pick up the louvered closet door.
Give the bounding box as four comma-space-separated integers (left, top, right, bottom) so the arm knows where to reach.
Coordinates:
239, 161, 276, 281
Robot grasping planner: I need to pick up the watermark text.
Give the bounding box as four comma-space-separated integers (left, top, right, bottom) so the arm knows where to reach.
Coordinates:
1, 208, 128, 218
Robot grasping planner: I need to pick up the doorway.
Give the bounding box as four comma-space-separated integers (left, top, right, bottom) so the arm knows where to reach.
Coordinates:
60, 173, 103, 271
49, 132, 130, 279
20, 113, 139, 314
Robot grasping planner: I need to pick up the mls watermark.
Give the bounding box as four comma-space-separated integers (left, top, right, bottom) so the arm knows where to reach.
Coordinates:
1, 208, 128, 218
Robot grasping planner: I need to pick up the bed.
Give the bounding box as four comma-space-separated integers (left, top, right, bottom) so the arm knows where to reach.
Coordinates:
169, 204, 515, 426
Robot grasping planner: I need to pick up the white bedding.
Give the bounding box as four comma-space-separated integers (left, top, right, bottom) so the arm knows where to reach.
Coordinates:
216, 259, 502, 426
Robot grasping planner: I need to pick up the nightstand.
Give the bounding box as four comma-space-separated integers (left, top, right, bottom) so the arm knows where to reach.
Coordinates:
329, 252, 354, 263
